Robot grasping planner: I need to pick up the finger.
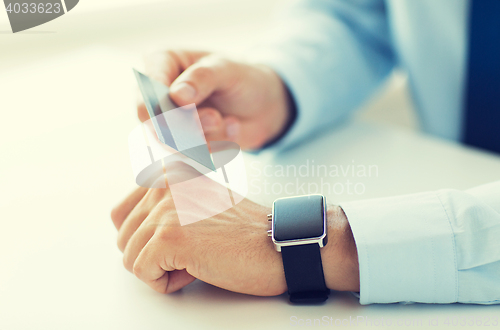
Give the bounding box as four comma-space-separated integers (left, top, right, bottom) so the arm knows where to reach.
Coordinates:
223, 116, 269, 150
122, 215, 156, 273
144, 51, 181, 86
111, 186, 149, 230
198, 109, 243, 143
139, 51, 211, 123
133, 239, 196, 294
138, 52, 183, 122
198, 107, 223, 135
165, 270, 197, 293
144, 50, 210, 86
137, 102, 150, 123
116, 206, 150, 252
139, 269, 196, 294
223, 116, 241, 143
197, 108, 227, 153
116, 188, 167, 252
169, 56, 236, 106
204, 130, 229, 147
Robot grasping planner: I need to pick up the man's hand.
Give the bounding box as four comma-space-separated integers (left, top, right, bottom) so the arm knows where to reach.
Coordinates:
137, 50, 293, 150
111, 165, 359, 296
111, 165, 287, 296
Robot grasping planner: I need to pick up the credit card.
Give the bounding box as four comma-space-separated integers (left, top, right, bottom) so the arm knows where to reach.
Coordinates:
133, 69, 215, 171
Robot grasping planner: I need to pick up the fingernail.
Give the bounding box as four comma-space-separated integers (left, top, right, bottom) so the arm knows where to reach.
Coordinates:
226, 122, 240, 140
199, 114, 218, 131
170, 82, 196, 102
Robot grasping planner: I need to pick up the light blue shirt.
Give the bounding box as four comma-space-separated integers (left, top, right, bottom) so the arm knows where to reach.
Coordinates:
342, 183, 500, 304
252, 0, 500, 304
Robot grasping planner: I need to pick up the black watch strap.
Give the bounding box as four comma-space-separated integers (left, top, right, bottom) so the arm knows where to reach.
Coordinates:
281, 243, 330, 303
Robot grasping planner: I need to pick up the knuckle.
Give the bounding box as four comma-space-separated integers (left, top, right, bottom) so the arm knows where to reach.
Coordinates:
155, 224, 182, 250
207, 55, 232, 70
156, 198, 174, 213
116, 233, 127, 252
150, 187, 170, 201
191, 65, 214, 82
110, 206, 122, 224
155, 226, 173, 242
155, 223, 175, 241
164, 49, 179, 58
156, 203, 179, 226
132, 261, 144, 278
122, 253, 133, 272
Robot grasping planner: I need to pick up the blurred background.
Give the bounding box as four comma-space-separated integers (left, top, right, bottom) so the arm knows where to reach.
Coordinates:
0, 0, 419, 213
0, 0, 417, 129
0, 0, 418, 270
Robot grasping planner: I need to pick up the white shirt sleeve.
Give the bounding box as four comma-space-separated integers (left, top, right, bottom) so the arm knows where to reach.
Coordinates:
340, 180, 500, 304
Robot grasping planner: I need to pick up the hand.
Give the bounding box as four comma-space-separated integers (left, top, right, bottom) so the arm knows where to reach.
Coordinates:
111, 165, 359, 296
111, 163, 286, 295
137, 50, 293, 150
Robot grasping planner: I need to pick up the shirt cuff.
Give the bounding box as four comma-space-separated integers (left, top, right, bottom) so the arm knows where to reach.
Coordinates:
340, 191, 458, 304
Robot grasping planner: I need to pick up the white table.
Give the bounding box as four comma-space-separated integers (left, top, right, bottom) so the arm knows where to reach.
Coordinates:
1, 48, 499, 330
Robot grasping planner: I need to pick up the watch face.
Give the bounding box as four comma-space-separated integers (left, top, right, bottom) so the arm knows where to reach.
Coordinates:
273, 195, 325, 242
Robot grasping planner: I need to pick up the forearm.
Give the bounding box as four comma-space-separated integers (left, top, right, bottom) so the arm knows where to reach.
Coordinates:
248, 0, 395, 151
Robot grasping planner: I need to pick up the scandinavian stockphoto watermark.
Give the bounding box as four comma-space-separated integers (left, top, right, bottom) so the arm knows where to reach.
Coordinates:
290, 315, 499, 327
249, 160, 379, 196
3, 0, 79, 33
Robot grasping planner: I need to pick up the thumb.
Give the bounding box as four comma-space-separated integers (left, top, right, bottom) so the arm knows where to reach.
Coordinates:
169, 57, 235, 106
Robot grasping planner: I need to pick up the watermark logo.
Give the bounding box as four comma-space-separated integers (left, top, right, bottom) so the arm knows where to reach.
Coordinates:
3, 0, 79, 33
129, 70, 248, 226
289, 314, 499, 327
249, 160, 378, 197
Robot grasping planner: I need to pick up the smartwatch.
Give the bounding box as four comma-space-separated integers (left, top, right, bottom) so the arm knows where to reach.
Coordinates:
268, 194, 330, 304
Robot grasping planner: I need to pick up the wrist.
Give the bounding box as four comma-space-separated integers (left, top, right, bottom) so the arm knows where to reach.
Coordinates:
255, 64, 297, 148
321, 205, 360, 292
